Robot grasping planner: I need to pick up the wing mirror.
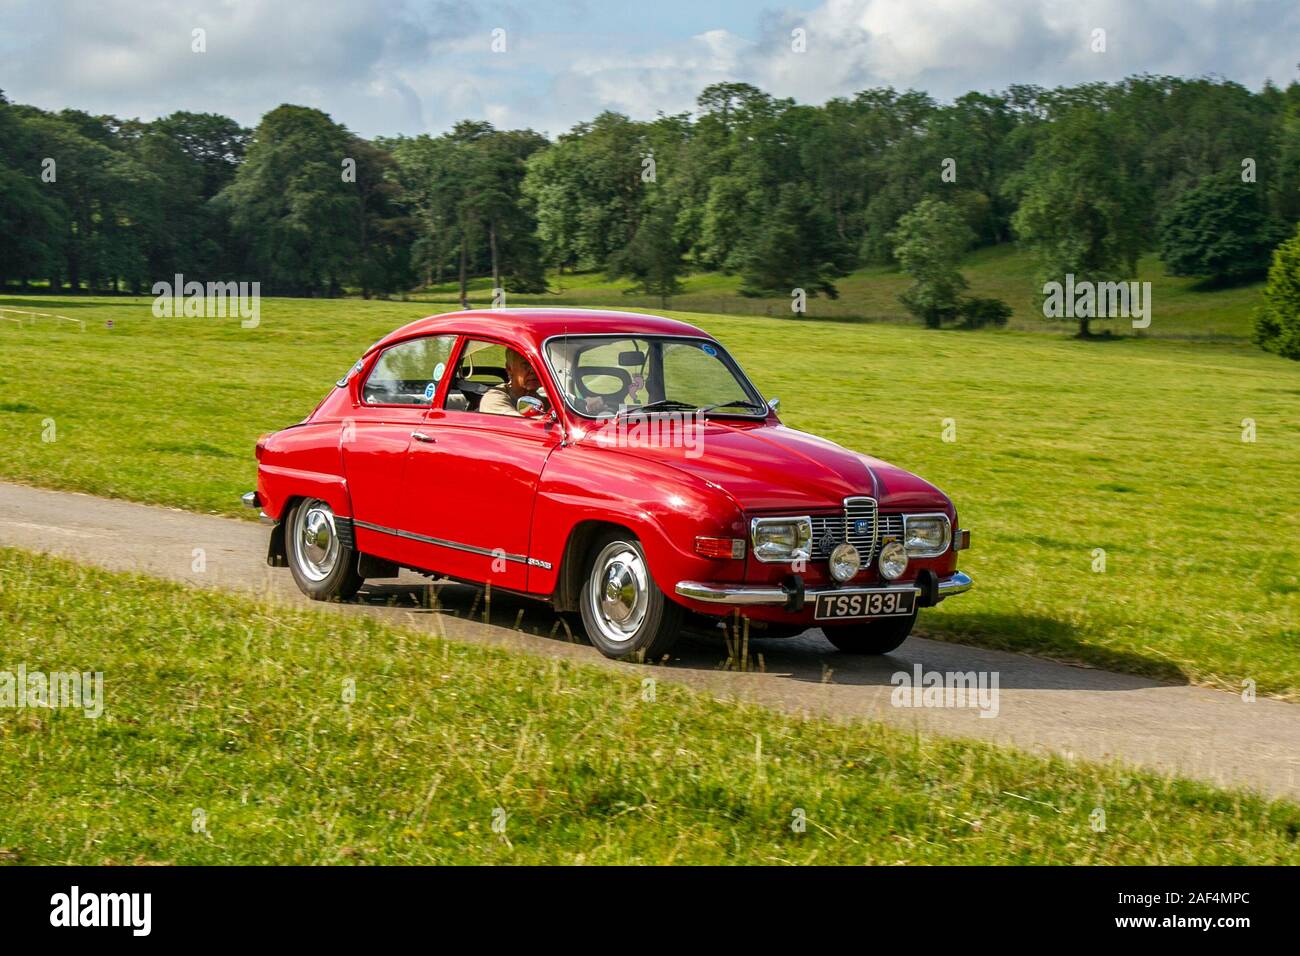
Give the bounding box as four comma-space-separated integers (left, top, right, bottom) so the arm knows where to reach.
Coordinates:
767, 397, 780, 412
516, 395, 545, 418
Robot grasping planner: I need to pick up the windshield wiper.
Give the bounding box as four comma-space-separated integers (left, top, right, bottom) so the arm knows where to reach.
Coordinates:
614, 399, 696, 417
696, 400, 766, 415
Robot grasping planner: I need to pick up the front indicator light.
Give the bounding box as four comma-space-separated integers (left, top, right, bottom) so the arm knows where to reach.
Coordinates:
695, 536, 745, 559
878, 540, 908, 580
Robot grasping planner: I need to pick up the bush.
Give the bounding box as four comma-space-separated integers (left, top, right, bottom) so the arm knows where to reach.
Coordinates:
1253, 225, 1300, 360
1159, 172, 1279, 282
958, 296, 1012, 329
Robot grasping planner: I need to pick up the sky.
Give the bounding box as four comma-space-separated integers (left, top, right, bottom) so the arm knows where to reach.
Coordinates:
1, 0, 1297, 138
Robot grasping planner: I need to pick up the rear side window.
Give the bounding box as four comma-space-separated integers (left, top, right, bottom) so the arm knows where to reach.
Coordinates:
362, 335, 457, 405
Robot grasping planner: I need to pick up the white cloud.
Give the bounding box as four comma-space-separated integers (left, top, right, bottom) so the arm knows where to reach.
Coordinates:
1, 0, 1295, 137
740, 0, 1300, 104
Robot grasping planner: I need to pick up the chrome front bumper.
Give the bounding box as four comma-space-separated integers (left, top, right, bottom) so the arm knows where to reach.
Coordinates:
675, 571, 973, 607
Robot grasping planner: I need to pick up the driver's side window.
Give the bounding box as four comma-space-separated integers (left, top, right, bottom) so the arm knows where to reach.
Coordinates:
445, 339, 548, 416
362, 335, 457, 406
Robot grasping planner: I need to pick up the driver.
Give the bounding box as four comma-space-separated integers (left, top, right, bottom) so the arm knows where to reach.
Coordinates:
479, 348, 545, 416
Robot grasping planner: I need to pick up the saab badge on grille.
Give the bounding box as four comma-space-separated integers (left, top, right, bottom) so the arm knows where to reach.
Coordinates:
853, 518, 871, 535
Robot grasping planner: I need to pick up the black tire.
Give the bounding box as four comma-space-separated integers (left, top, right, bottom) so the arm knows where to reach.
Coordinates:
822, 612, 916, 654
578, 531, 684, 661
285, 498, 364, 602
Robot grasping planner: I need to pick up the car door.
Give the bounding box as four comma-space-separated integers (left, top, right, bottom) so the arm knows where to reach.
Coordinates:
398, 338, 561, 592
341, 334, 457, 567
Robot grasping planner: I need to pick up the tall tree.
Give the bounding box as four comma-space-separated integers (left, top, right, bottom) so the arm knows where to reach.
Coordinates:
738, 184, 852, 299
216, 105, 359, 295
1009, 107, 1146, 336
607, 197, 686, 306
0, 97, 62, 288
889, 198, 975, 328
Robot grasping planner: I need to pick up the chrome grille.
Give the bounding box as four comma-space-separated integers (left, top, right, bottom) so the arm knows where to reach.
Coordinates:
808, 497, 898, 565
877, 513, 904, 543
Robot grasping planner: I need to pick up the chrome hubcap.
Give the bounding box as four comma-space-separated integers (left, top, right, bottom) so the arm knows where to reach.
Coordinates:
589, 542, 647, 644
294, 499, 339, 582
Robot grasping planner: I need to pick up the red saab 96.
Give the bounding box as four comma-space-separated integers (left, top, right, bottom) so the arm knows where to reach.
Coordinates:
245, 309, 972, 660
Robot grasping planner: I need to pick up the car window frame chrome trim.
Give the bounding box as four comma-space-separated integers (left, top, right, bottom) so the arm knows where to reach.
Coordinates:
357, 332, 460, 410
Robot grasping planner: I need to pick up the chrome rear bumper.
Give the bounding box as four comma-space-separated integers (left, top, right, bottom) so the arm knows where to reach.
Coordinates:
242, 491, 275, 525
675, 571, 973, 607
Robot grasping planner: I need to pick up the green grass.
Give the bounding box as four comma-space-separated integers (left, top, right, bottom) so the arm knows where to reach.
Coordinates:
1, 546, 1296, 864
415, 245, 1266, 340
1, 291, 1297, 698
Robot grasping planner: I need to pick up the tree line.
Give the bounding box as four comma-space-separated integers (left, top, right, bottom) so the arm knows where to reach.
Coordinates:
1, 76, 1298, 351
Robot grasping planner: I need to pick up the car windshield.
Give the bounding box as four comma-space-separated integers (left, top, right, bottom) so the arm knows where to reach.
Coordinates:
544, 335, 766, 419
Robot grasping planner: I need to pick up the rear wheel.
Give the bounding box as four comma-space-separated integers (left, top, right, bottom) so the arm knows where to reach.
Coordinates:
285, 498, 364, 601
822, 612, 916, 654
579, 532, 683, 661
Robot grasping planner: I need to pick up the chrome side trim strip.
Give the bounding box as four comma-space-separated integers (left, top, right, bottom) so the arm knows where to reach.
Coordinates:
353, 519, 529, 565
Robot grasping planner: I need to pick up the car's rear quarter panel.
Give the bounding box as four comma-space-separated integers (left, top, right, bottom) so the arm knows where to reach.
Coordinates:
257, 423, 350, 521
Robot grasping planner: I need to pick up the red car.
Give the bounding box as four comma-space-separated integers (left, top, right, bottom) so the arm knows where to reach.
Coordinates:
245, 309, 971, 660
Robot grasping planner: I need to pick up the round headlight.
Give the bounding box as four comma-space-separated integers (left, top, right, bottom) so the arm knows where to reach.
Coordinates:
828, 542, 860, 582
878, 540, 908, 580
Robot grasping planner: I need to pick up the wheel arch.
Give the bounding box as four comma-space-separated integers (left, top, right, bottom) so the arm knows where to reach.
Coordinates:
551, 519, 642, 612
267, 493, 360, 570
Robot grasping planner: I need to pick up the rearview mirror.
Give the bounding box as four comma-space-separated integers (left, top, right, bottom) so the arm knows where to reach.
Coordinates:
516, 395, 545, 417
617, 350, 646, 367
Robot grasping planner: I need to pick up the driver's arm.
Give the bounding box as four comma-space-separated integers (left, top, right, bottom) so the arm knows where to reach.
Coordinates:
479, 385, 521, 416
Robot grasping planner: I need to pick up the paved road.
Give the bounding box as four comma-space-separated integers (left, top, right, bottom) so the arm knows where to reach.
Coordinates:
1, 480, 1297, 801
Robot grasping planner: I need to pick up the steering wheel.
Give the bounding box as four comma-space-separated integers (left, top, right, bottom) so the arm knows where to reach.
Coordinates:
573, 366, 632, 400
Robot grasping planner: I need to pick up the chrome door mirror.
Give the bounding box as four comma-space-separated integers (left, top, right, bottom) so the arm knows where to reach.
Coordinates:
767, 397, 780, 412
516, 395, 545, 417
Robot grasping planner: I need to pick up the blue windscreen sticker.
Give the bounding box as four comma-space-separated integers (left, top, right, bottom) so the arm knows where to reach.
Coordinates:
700, 343, 717, 356
424, 382, 436, 401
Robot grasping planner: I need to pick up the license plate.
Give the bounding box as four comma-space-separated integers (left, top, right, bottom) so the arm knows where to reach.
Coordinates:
813, 588, 916, 621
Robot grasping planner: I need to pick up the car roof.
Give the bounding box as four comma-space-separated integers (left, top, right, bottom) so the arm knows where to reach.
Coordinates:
367, 308, 713, 356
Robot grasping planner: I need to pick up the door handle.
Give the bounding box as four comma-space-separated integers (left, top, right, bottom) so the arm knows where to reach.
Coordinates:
411, 431, 436, 443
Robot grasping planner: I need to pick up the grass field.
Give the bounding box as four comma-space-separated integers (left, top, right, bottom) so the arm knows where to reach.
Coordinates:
0, 290, 1297, 700
414, 246, 1266, 341
1, 547, 1296, 865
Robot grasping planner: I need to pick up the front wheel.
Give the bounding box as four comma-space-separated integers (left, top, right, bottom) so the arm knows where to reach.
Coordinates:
285, 498, 364, 601
579, 532, 683, 661
821, 612, 916, 654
